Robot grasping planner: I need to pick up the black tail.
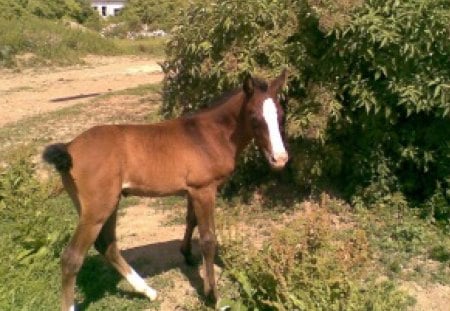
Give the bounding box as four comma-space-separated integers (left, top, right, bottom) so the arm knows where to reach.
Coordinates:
42, 143, 72, 172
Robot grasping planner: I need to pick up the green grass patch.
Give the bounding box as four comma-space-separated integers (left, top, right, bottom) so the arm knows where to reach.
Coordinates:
113, 37, 167, 58
355, 205, 450, 285
0, 16, 121, 67
0, 17, 167, 68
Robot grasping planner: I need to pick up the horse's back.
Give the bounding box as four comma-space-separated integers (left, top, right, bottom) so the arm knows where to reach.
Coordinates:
66, 122, 196, 194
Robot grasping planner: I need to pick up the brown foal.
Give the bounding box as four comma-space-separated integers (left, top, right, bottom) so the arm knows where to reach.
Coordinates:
43, 70, 289, 310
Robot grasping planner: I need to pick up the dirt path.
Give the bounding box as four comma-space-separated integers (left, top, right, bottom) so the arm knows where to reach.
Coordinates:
0, 55, 163, 127
117, 202, 208, 310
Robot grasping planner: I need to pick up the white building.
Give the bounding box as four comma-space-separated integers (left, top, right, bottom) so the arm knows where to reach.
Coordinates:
91, 0, 126, 17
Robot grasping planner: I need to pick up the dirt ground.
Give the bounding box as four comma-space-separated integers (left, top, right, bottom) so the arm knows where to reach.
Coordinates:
0, 55, 163, 127
402, 281, 450, 311
117, 202, 209, 310
1, 55, 449, 310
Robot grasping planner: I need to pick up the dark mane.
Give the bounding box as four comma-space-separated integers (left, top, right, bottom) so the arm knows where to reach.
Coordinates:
208, 88, 241, 108
183, 77, 269, 118
183, 88, 241, 117
207, 77, 268, 108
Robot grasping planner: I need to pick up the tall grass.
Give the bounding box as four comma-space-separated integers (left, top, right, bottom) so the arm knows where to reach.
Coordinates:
0, 148, 75, 309
0, 16, 164, 67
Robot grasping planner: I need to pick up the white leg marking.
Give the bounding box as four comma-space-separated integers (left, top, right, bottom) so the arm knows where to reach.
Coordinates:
262, 98, 287, 158
68, 305, 75, 311
125, 269, 158, 301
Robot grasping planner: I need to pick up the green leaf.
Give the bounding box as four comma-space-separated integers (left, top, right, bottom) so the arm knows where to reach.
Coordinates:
434, 85, 441, 99
375, 71, 381, 80
199, 40, 212, 51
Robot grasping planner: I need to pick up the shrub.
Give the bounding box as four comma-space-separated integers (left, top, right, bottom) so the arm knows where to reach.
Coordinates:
219, 209, 412, 310
162, 0, 299, 117
162, 0, 450, 215
327, 0, 450, 209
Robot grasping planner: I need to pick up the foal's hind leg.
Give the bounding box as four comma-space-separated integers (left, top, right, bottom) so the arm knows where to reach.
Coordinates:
61, 175, 120, 311
94, 208, 157, 301
61, 219, 105, 311
180, 196, 197, 265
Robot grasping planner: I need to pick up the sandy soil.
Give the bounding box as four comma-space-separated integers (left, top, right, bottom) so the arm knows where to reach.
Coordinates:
117, 201, 219, 310
403, 281, 450, 311
0, 55, 163, 127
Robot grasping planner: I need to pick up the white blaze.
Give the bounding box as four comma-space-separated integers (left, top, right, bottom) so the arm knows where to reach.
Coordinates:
69, 305, 75, 311
262, 98, 287, 158
125, 269, 158, 301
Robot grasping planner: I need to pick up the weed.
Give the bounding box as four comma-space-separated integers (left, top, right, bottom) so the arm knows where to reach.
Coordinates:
218, 207, 413, 310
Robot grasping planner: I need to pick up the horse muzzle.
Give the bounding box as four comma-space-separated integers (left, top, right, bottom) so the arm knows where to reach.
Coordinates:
267, 151, 289, 170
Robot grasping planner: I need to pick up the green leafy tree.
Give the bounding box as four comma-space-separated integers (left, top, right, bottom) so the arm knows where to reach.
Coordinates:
326, 0, 450, 212
162, 0, 450, 218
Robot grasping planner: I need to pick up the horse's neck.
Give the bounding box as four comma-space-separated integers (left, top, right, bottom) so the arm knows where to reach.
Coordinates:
207, 92, 251, 160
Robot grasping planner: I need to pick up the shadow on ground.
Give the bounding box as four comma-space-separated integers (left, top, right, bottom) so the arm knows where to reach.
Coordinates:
76, 239, 203, 310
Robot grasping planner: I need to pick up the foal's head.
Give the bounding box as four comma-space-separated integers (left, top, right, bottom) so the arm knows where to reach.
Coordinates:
242, 70, 289, 170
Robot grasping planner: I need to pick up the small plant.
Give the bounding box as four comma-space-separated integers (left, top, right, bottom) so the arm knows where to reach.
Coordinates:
429, 244, 450, 263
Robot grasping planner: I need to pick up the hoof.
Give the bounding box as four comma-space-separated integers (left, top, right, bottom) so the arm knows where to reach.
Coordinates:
181, 248, 199, 266
145, 287, 158, 301
205, 289, 218, 306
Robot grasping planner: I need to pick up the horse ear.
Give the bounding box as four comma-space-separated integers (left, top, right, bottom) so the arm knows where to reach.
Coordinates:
243, 74, 254, 97
270, 68, 288, 94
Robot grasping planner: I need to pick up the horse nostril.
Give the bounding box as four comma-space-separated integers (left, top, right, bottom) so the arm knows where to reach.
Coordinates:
280, 153, 288, 162
272, 152, 288, 165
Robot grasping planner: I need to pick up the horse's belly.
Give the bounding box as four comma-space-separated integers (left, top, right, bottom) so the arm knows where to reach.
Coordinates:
122, 163, 188, 197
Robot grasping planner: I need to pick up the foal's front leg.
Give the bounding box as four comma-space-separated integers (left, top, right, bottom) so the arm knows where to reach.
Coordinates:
189, 186, 218, 304
180, 196, 197, 265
